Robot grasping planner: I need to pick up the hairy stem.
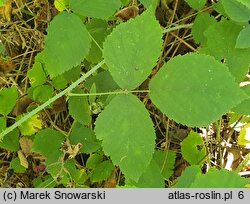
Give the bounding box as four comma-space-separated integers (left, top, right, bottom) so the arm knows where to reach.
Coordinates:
0, 60, 105, 139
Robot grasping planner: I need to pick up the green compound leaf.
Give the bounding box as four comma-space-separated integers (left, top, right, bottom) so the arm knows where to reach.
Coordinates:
46, 150, 69, 185
0, 86, 18, 116
238, 0, 250, 8
86, 19, 108, 64
52, 66, 81, 90
85, 71, 120, 93
236, 26, 250, 49
140, 0, 159, 9
86, 153, 103, 169
95, 94, 156, 182
68, 124, 101, 154
89, 83, 97, 105
191, 13, 216, 45
64, 159, 88, 185
126, 159, 164, 188
32, 128, 65, 157
103, 8, 162, 90
10, 157, 26, 173
69, 0, 120, 20
68, 88, 91, 126
27, 52, 46, 87
0, 129, 19, 151
234, 95, 250, 116
84, 71, 120, 104
221, 0, 250, 22
181, 131, 206, 165
149, 53, 247, 127
233, 85, 250, 115
44, 12, 91, 78
202, 19, 250, 82
212, 1, 228, 17
173, 165, 201, 187
121, 0, 130, 6
33, 175, 57, 188
17, 114, 42, 136
72, 169, 88, 185
184, 0, 206, 10
54, 0, 69, 11
153, 149, 176, 179
90, 160, 114, 183
51, 75, 69, 90
31, 85, 54, 103
63, 66, 81, 83
190, 169, 250, 187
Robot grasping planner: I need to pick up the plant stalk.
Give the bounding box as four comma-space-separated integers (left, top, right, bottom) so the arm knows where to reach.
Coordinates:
0, 60, 105, 140
162, 23, 193, 34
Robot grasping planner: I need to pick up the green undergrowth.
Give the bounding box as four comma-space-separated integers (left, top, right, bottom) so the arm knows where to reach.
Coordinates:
0, 0, 250, 187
